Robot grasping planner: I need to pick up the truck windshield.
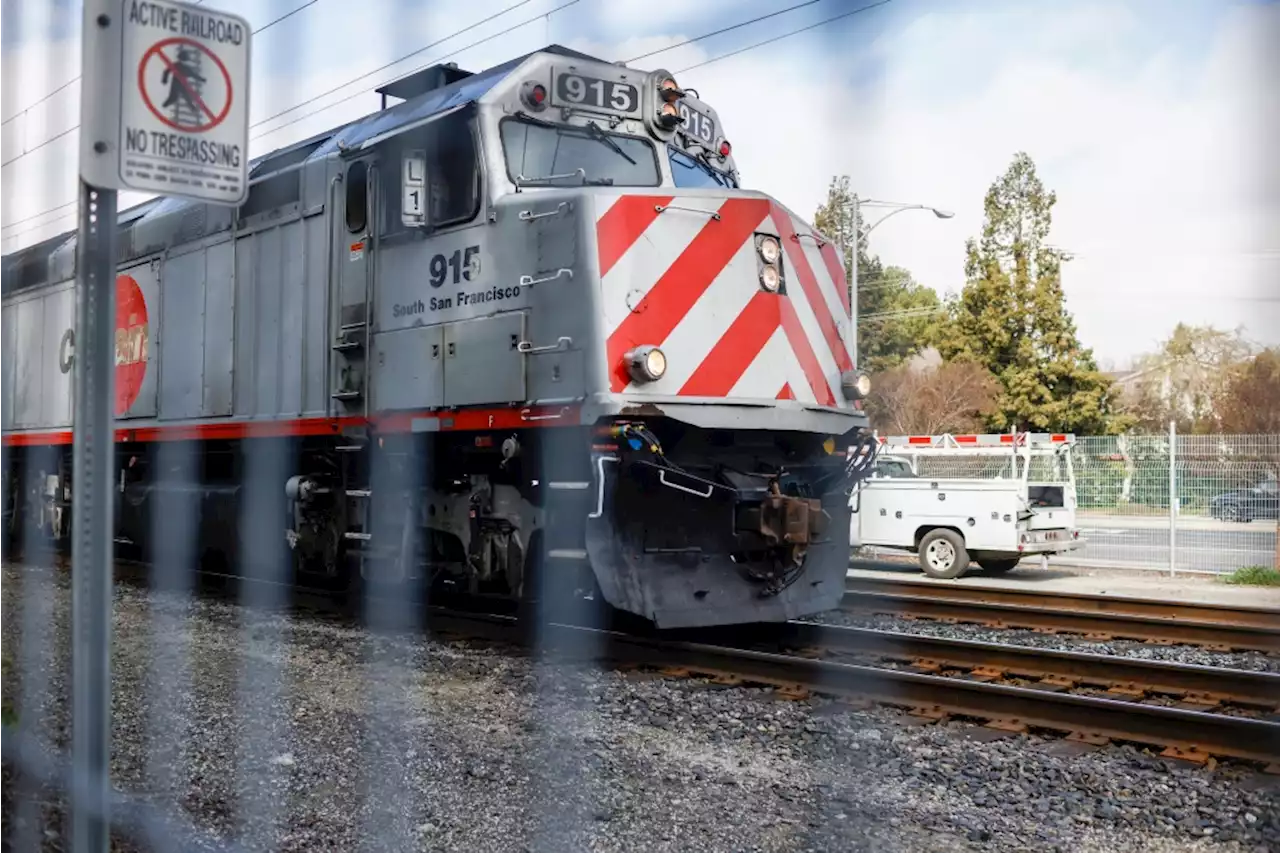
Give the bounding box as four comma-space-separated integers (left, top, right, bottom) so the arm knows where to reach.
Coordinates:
501, 118, 660, 187
668, 147, 737, 189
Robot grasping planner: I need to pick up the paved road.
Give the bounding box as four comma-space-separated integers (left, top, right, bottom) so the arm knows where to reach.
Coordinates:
1071, 523, 1274, 573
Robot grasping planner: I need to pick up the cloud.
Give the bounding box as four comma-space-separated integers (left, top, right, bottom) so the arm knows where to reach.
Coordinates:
4, 0, 1275, 369
628, 0, 1280, 366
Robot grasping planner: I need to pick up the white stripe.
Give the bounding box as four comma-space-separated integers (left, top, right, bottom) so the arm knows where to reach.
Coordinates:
728, 326, 799, 401
727, 327, 821, 404
594, 193, 623, 221
782, 340, 819, 403
792, 212, 852, 362
601, 195, 728, 334
764, 208, 842, 399
779, 261, 842, 398
621, 236, 764, 393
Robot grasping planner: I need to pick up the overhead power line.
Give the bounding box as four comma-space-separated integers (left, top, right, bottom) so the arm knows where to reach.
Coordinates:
249, 0, 576, 143
623, 0, 827, 64
249, 0, 540, 135
0, 0, 317, 129
675, 0, 894, 74
2, 0, 567, 240
0, 0, 324, 168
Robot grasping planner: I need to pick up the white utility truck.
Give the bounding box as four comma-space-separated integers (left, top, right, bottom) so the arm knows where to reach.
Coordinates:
850, 433, 1084, 579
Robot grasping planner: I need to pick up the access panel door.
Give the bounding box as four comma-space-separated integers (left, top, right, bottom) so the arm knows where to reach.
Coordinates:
370, 326, 445, 412
442, 312, 526, 407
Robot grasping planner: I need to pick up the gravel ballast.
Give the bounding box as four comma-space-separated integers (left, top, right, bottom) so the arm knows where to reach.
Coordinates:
2, 563, 1277, 853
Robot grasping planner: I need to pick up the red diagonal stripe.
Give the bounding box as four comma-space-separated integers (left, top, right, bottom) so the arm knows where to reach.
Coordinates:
816, 238, 851, 315
678, 291, 780, 397
771, 203, 853, 375
607, 197, 771, 392
777, 383, 795, 400
596, 194, 674, 278
779, 298, 836, 405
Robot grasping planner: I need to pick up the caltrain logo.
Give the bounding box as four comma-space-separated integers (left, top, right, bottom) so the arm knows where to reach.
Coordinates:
115, 274, 150, 416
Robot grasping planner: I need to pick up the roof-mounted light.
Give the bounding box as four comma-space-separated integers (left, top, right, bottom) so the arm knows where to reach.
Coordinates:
520, 80, 548, 111
657, 101, 683, 130
718, 139, 732, 159
658, 77, 684, 103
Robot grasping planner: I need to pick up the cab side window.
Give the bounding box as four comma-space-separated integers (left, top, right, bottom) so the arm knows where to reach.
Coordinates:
430, 114, 479, 225
381, 110, 480, 236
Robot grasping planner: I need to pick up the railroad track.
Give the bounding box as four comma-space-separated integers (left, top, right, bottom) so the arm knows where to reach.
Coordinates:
545, 619, 1280, 769
841, 575, 1280, 654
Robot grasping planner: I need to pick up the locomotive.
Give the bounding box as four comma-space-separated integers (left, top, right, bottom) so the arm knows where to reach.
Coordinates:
1, 45, 876, 628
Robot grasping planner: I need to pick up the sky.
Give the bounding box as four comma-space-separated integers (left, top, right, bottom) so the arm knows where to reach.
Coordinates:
2, 0, 1277, 369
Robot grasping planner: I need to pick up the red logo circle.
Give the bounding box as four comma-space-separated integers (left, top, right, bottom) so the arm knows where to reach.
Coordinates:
115, 274, 149, 416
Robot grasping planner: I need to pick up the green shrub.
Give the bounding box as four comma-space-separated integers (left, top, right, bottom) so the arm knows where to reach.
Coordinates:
1222, 566, 1280, 586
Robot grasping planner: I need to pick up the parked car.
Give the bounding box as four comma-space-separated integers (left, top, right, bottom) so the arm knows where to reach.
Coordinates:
1209, 478, 1280, 522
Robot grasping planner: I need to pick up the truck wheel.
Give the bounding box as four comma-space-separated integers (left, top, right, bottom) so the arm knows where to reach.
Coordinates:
918, 529, 969, 579
977, 557, 1022, 575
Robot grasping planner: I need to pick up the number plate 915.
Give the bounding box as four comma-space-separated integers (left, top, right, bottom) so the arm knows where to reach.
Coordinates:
552, 71, 640, 114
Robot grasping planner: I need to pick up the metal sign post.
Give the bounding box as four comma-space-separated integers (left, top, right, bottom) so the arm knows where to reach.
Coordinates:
72, 2, 250, 849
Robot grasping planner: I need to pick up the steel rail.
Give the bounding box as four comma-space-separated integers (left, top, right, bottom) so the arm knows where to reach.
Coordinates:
408, 607, 1280, 765
845, 576, 1280, 627
842, 579, 1280, 654
532, 621, 1280, 766
776, 621, 1280, 707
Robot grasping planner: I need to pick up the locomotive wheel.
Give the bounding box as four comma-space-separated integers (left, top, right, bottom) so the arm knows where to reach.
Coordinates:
917, 529, 969, 579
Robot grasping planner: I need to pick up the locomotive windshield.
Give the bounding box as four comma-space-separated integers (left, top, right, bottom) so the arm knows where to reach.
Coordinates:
668, 147, 737, 189
500, 117, 660, 186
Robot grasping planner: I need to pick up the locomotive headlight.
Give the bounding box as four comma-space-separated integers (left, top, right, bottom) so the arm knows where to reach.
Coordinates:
659, 77, 684, 102
759, 264, 781, 293
657, 101, 683, 130
758, 236, 781, 265
841, 370, 872, 400
626, 345, 667, 383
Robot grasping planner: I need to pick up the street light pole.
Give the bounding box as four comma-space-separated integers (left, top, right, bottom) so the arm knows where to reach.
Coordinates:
847, 195, 954, 367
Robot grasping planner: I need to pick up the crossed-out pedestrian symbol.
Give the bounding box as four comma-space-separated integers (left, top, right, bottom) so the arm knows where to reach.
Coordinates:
138, 37, 233, 133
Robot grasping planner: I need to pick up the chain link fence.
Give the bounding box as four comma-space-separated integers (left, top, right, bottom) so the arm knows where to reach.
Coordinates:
1072, 430, 1279, 574
871, 430, 1280, 574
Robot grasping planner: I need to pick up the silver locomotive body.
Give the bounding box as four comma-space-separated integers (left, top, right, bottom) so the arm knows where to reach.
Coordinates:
2, 46, 874, 628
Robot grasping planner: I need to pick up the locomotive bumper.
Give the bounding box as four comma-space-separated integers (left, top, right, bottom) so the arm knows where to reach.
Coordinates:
583, 437, 874, 629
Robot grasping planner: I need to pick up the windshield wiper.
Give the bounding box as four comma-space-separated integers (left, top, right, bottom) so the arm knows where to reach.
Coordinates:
583, 121, 636, 165
693, 151, 733, 188
514, 110, 557, 128
514, 169, 615, 188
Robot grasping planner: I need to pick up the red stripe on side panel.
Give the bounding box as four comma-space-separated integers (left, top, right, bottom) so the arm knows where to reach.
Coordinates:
678, 291, 780, 397
606, 197, 771, 392
777, 383, 795, 401
778, 298, 836, 406
0, 405, 582, 448
817, 239, 851, 315
596, 195, 674, 278
771, 204, 853, 375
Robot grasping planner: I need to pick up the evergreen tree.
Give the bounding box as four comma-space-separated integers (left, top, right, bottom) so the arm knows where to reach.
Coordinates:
813, 176, 947, 371
938, 153, 1123, 434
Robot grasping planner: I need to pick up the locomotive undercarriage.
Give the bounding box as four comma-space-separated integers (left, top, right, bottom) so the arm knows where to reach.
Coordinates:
1, 418, 875, 629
